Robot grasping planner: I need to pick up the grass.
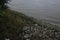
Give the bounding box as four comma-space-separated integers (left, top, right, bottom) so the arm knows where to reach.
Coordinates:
0, 9, 60, 40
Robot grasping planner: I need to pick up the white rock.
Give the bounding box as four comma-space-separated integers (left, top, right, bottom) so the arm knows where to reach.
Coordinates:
5, 38, 10, 40
34, 24, 38, 26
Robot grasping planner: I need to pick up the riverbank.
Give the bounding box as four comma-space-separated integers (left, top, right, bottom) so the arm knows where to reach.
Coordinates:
0, 10, 60, 40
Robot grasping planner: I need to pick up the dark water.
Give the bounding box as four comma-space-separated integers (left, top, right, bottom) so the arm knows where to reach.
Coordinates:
8, 0, 60, 26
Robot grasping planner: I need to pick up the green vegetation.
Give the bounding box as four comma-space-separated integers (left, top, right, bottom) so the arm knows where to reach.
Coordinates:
0, 10, 37, 40
0, 9, 60, 40
0, 0, 9, 10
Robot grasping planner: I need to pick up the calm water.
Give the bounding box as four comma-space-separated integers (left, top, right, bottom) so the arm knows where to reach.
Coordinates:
9, 0, 60, 25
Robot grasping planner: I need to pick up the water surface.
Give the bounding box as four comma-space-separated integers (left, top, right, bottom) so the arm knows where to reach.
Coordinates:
9, 0, 60, 25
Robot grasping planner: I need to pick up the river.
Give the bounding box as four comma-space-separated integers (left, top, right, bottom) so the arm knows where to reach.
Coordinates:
8, 0, 60, 26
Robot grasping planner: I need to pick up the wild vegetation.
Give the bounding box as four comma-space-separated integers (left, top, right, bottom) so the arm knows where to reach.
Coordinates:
0, 0, 60, 40
0, 9, 60, 40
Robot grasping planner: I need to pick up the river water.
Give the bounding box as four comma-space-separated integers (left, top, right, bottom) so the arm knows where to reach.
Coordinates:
8, 0, 60, 26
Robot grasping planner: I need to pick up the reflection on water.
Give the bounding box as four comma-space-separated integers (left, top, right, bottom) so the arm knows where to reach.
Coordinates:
8, 0, 60, 25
